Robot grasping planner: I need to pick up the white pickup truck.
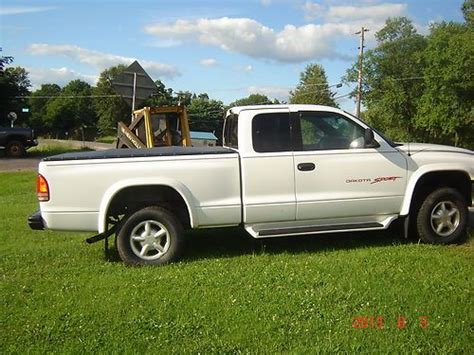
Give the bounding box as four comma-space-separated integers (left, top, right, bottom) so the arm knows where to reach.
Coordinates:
29, 105, 473, 265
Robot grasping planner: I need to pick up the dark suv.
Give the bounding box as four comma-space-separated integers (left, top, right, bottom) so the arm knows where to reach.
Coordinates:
0, 127, 38, 157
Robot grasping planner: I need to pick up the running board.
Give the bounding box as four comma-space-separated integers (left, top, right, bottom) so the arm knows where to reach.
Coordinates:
257, 222, 383, 237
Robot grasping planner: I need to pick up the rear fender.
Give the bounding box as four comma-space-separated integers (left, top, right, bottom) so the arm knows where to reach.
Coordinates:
98, 178, 197, 233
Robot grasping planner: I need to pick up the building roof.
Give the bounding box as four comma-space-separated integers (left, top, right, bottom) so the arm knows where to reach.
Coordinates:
190, 131, 218, 140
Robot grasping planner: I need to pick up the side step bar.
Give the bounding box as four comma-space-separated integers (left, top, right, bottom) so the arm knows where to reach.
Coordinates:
258, 222, 383, 237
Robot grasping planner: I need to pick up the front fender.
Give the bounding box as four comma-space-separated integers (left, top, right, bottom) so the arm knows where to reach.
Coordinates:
400, 164, 471, 216
97, 177, 198, 233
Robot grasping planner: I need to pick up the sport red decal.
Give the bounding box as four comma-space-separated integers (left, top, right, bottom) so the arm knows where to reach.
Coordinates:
370, 176, 402, 184
346, 176, 402, 184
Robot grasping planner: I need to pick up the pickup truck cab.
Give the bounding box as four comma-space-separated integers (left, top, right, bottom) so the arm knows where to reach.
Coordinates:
0, 126, 38, 157
28, 105, 473, 265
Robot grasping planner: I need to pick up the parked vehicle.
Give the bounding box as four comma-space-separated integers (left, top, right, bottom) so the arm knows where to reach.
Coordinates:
0, 126, 38, 157
28, 105, 473, 265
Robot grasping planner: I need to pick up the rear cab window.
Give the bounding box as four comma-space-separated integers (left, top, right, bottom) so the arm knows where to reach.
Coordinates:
223, 113, 239, 149
252, 112, 291, 153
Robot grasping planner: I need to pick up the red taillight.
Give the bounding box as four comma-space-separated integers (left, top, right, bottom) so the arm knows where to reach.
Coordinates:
37, 174, 49, 202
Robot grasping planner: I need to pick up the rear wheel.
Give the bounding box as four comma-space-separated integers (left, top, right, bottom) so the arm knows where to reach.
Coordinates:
116, 206, 184, 265
416, 187, 468, 244
6, 140, 25, 158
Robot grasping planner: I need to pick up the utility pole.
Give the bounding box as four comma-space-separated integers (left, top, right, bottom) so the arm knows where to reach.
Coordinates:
355, 27, 369, 117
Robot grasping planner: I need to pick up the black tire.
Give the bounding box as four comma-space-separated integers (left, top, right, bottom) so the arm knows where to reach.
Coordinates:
116, 206, 184, 265
6, 140, 26, 158
416, 187, 468, 244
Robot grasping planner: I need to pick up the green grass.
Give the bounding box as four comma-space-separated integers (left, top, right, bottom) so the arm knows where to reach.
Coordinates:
1, 171, 473, 353
28, 142, 91, 157
95, 136, 117, 144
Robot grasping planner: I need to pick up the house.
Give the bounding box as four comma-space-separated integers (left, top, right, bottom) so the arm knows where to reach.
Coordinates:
190, 131, 218, 147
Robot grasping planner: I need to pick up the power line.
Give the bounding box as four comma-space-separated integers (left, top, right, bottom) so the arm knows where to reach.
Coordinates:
334, 93, 352, 100
15, 94, 121, 99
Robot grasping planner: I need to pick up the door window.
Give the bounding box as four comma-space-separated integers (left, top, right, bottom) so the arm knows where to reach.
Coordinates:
296, 112, 365, 151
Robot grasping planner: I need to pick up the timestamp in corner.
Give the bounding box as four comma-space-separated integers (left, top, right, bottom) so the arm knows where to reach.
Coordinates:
352, 316, 430, 330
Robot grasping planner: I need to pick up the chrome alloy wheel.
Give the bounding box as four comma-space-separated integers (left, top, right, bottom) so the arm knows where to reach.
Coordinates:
430, 201, 460, 237
129, 220, 170, 260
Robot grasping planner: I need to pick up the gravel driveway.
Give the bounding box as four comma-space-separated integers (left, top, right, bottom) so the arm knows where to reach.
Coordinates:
0, 139, 113, 172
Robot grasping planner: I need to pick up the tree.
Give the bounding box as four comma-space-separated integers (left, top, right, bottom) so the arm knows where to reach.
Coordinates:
94, 65, 130, 134
463, 0, 473, 27
46, 80, 96, 137
187, 94, 224, 132
415, 22, 474, 147
0, 64, 31, 124
145, 79, 175, 107
0, 54, 13, 72
28, 84, 61, 134
289, 64, 336, 106
229, 93, 275, 107
344, 17, 427, 141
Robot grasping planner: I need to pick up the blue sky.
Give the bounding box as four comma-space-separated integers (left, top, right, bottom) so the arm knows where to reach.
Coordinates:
0, 0, 466, 111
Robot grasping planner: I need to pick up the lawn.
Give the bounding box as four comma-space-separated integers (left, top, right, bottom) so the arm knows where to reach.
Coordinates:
28, 141, 92, 157
1, 171, 473, 353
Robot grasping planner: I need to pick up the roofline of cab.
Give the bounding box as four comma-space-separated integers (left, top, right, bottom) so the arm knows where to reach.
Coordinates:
227, 104, 346, 117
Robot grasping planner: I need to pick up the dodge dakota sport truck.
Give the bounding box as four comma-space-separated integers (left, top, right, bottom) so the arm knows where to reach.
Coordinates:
28, 105, 474, 265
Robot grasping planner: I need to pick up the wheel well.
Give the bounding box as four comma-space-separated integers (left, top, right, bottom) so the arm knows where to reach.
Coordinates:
410, 171, 472, 213
6, 136, 26, 145
107, 185, 191, 229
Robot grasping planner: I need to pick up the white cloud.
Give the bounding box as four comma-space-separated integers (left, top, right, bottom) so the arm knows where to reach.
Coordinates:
302, 1, 325, 20
302, 2, 407, 22
200, 58, 218, 67
235, 64, 253, 72
260, 0, 272, 6
248, 85, 289, 102
325, 3, 407, 22
143, 2, 410, 63
0, 6, 56, 15
145, 17, 352, 62
27, 67, 98, 89
27, 43, 180, 79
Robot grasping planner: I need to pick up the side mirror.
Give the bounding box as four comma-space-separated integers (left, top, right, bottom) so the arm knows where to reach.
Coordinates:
364, 128, 380, 148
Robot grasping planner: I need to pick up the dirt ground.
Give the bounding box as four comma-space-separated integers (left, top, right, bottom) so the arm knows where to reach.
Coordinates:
0, 139, 113, 172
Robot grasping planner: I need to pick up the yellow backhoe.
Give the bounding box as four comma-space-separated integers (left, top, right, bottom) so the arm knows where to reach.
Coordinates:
116, 105, 191, 149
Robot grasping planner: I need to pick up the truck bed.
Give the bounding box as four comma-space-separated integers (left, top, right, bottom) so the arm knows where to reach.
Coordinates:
43, 146, 235, 162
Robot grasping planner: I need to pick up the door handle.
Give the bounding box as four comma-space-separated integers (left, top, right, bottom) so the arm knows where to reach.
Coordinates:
297, 163, 315, 171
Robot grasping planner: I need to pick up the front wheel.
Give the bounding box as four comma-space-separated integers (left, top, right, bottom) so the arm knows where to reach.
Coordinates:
116, 206, 184, 265
416, 187, 468, 244
6, 140, 26, 158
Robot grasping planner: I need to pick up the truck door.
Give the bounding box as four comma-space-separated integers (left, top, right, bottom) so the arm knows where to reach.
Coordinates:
292, 110, 407, 222
240, 109, 296, 223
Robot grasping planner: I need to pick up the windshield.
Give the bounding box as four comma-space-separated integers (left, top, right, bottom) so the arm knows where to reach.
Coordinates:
342, 110, 401, 147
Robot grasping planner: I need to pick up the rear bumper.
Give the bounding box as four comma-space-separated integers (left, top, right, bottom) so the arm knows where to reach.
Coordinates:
28, 210, 44, 230
25, 139, 38, 149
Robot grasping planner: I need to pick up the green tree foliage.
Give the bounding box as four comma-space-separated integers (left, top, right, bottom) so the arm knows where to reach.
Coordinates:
45, 80, 96, 137
145, 79, 175, 106
415, 22, 474, 147
0, 54, 13, 71
229, 93, 275, 107
187, 93, 224, 132
344, 17, 427, 141
463, 0, 473, 26
344, 13, 473, 148
28, 84, 61, 134
289, 64, 336, 106
0, 61, 31, 124
94, 65, 130, 134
